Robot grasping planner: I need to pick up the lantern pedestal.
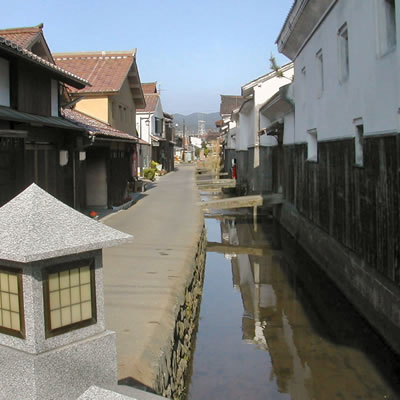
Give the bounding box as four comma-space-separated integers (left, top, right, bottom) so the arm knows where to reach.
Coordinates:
0, 330, 117, 400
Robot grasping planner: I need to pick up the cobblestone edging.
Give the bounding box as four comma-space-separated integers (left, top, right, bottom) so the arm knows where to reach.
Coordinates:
154, 226, 207, 399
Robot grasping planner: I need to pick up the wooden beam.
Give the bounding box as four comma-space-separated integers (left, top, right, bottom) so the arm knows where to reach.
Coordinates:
198, 193, 283, 210
199, 195, 263, 209
0, 129, 28, 138
196, 172, 229, 179
197, 179, 236, 186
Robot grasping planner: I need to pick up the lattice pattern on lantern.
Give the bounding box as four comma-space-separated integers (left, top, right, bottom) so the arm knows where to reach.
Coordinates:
0, 270, 21, 332
48, 266, 92, 330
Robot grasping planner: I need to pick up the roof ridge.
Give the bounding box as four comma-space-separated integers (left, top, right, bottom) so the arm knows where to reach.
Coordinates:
54, 49, 136, 59
242, 62, 294, 90
0, 23, 44, 34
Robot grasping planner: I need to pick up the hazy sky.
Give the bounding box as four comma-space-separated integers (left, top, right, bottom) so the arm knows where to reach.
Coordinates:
3, 0, 293, 114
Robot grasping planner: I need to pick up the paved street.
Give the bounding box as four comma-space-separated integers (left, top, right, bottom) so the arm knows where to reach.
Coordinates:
102, 165, 203, 389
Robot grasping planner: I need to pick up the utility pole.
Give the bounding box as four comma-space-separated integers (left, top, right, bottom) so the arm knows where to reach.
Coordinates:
183, 118, 186, 161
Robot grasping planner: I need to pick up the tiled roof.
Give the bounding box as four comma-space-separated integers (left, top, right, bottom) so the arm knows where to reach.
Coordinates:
163, 112, 173, 120
138, 137, 150, 145
142, 82, 157, 94
220, 95, 245, 116
0, 24, 42, 49
0, 106, 84, 131
54, 51, 136, 94
0, 37, 89, 89
62, 108, 137, 142
137, 94, 159, 112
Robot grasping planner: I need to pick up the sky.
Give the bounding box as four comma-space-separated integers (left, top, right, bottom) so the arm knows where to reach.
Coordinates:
2, 0, 293, 115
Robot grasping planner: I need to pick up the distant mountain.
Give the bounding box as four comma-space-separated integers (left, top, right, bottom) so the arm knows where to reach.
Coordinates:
173, 112, 220, 134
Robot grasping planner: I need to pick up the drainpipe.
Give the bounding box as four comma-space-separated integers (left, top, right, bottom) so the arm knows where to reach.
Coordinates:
254, 98, 260, 169
72, 150, 77, 209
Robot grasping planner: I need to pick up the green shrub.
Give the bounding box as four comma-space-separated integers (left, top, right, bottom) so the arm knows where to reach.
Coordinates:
144, 168, 156, 181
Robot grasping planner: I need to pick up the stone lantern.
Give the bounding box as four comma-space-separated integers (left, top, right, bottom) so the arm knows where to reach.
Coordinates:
0, 183, 132, 399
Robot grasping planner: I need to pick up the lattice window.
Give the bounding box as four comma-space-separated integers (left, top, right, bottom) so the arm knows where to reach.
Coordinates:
44, 260, 96, 337
0, 268, 24, 338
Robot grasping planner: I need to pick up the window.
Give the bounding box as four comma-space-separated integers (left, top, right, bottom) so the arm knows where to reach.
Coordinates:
111, 102, 116, 121
316, 49, 324, 97
0, 58, 10, 107
51, 80, 59, 117
0, 268, 24, 338
354, 119, 364, 166
155, 117, 164, 135
338, 24, 349, 82
377, 0, 396, 54
43, 260, 96, 337
307, 129, 318, 161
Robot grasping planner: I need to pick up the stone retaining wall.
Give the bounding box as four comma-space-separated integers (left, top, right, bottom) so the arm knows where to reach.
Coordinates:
276, 202, 400, 356
154, 226, 207, 399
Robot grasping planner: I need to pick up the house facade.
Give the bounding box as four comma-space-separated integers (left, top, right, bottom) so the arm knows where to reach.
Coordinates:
162, 112, 175, 172
136, 82, 174, 172
218, 95, 244, 175
274, 0, 400, 354
222, 65, 294, 194
54, 50, 146, 208
0, 25, 90, 209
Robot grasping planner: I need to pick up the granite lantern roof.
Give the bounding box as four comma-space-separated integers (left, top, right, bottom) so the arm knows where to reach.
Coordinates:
53, 50, 146, 108
62, 108, 138, 142
78, 386, 135, 399
0, 184, 132, 263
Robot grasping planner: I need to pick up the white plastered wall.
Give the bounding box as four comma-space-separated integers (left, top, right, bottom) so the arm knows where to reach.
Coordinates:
290, 0, 399, 145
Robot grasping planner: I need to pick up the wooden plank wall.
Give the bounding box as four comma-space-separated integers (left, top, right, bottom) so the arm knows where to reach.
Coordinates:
108, 149, 131, 207
17, 63, 51, 116
280, 135, 400, 286
0, 138, 24, 206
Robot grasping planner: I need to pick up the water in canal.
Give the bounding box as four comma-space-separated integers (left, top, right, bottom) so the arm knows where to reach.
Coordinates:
185, 206, 400, 399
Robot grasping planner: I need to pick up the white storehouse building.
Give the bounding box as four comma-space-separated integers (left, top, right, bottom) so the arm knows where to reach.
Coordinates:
273, 0, 400, 355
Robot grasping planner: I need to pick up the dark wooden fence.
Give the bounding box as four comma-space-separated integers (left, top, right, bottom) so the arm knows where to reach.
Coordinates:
280, 135, 400, 286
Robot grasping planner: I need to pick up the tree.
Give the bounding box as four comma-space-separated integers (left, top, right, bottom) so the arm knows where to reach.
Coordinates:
269, 54, 293, 82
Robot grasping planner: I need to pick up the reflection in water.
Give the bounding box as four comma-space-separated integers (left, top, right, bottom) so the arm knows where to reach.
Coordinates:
186, 213, 400, 400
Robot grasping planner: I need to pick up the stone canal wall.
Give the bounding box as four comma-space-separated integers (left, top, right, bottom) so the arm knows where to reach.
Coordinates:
276, 201, 400, 356
154, 226, 207, 399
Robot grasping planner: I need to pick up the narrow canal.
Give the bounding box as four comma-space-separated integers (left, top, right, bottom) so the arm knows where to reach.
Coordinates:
185, 198, 400, 399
